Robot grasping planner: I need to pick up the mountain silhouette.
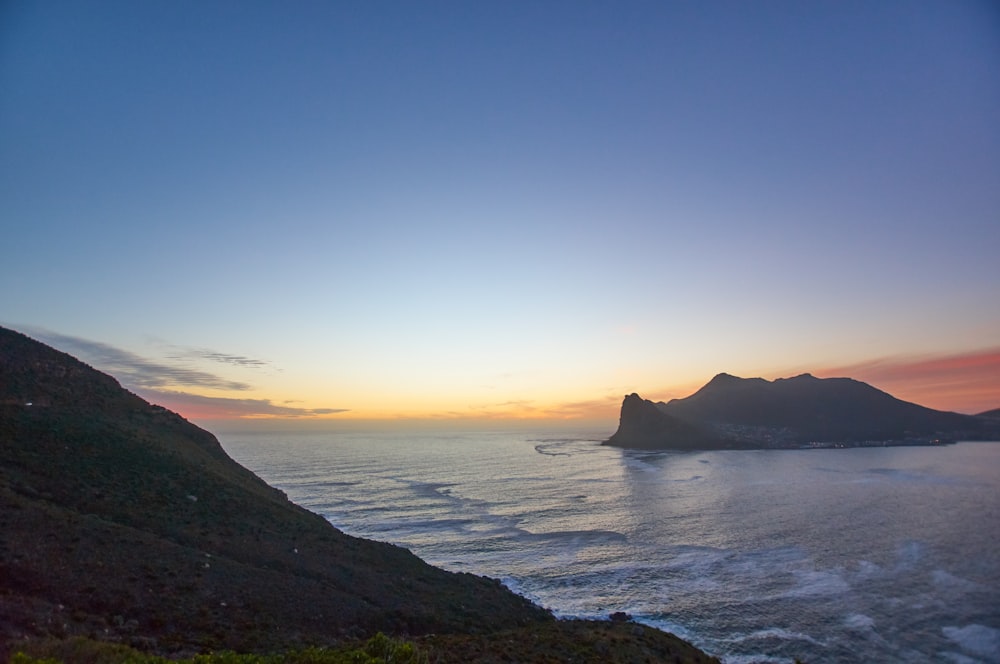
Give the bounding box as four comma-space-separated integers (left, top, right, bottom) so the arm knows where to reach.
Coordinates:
605, 373, 994, 449
604, 393, 734, 450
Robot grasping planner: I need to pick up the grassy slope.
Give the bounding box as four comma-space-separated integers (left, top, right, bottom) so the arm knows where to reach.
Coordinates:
0, 326, 717, 662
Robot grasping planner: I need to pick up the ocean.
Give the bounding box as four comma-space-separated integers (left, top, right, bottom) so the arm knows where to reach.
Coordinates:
218, 429, 1000, 664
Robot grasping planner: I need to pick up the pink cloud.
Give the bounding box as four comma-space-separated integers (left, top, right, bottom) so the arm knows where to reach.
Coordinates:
813, 347, 1000, 414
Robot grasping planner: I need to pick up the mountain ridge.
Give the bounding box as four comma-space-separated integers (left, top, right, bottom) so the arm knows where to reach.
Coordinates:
605, 373, 996, 449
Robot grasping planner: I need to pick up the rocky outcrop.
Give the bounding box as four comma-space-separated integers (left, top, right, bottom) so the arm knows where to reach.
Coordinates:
604, 393, 739, 450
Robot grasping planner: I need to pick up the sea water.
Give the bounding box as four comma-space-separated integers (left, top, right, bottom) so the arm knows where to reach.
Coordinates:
219, 430, 1000, 664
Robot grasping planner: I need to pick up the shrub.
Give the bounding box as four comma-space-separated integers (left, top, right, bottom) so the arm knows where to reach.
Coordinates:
11, 634, 427, 664
361, 633, 427, 664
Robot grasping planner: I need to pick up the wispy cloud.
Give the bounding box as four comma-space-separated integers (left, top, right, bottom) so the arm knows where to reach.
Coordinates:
165, 347, 271, 369
27, 329, 252, 391
814, 347, 1000, 414
141, 390, 348, 419
22, 327, 347, 419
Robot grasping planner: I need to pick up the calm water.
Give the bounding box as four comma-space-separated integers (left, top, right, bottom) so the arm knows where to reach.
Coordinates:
219, 430, 1000, 664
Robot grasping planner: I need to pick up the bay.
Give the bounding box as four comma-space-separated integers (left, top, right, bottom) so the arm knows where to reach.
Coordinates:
219, 429, 1000, 664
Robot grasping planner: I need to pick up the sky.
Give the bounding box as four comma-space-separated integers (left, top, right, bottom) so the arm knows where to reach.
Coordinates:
2, 1, 999, 428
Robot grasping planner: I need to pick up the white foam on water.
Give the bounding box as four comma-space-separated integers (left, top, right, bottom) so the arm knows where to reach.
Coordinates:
853, 559, 883, 580
498, 575, 548, 609
942, 624, 1000, 662
844, 613, 875, 630
523, 528, 627, 545
933, 569, 985, 594
222, 433, 1000, 664
635, 616, 699, 643
665, 545, 729, 571
779, 568, 850, 598
621, 454, 661, 474
720, 655, 796, 664
895, 539, 925, 570
725, 627, 824, 646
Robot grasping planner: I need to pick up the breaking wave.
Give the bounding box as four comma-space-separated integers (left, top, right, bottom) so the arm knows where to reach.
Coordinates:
222, 432, 1000, 664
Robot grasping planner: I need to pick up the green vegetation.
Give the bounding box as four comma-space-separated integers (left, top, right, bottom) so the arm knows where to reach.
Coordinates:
10, 623, 723, 664
0, 327, 720, 663
11, 633, 427, 664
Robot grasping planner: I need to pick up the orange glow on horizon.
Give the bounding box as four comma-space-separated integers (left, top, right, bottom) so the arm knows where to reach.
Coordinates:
145, 347, 1000, 425
147, 389, 625, 426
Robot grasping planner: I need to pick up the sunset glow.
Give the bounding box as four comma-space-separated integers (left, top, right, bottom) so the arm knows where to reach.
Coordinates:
2, 2, 997, 427
815, 348, 1000, 415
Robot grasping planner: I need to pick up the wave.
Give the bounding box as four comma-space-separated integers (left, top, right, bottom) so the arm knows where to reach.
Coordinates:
724, 627, 824, 646
942, 624, 1000, 662
620, 454, 661, 473
534, 443, 572, 456
778, 568, 850, 599
531, 438, 606, 457
933, 569, 986, 594
223, 432, 1000, 664
719, 656, 794, 664
843, 613, 875, 630
523, 528, 627, 545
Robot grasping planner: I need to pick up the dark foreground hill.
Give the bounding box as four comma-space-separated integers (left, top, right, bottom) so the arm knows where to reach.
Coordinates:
606, 372, 997, 450
0, 327, 717, 662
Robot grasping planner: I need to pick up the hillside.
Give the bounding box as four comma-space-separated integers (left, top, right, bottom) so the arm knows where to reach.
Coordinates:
605, 373, 994, 449
0, 327, 717, 662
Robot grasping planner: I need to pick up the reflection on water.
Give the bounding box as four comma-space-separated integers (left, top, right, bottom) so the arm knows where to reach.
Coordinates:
221, 431, 1000, 664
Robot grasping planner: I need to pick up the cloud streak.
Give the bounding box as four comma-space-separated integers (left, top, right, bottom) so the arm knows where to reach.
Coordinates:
28, 329, 252, 391
23, 327, 346, 419
166, 347, 271, 369
140, 390, 349, 419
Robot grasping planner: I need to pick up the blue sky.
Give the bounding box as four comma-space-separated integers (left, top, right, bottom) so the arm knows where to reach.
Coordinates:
2, 1, 999, 423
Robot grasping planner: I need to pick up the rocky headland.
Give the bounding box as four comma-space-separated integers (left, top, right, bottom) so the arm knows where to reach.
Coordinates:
0, 326, 717, 662
605, 372, 999, 450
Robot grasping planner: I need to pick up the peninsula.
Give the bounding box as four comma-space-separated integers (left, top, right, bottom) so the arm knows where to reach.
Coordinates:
605, 373, 999, 450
